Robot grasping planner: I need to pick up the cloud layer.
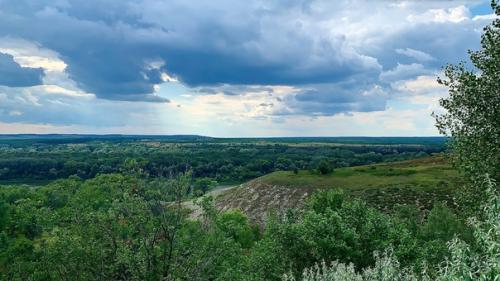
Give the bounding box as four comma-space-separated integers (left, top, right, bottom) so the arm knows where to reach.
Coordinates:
0, 0, 496, 135
0, 53, 44, 87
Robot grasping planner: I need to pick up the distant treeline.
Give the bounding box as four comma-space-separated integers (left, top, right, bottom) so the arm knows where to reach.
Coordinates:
0, 139, 443, 183
0, 134, 447, 146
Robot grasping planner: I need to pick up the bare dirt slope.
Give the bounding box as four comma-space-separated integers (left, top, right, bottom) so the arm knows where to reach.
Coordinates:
214, 178, 319, 227
186, 156, 459, 227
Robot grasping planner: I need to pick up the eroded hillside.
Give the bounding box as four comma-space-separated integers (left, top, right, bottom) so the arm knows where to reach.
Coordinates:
212, 155, 460, 226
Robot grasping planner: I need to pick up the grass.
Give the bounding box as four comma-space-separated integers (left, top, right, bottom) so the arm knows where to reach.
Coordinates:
258, 155, 461, 211
263, 157, 457, 189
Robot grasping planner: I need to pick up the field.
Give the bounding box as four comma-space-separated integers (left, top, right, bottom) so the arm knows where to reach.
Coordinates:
215, 155, 460, 225
262, 155, 456, 189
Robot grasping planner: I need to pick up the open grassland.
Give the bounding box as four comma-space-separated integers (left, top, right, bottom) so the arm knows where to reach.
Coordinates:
263, 155, 457, 189
216, 155, 461, 225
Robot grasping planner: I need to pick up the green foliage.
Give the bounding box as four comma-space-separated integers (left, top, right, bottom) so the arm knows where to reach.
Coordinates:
0, 173, 242, 280
216, 210, 259, 249
271, 190, 421, 277
194, 177, 217, 196
0, 137, 444, 185
260, 156, 459, 212
433, 1, 499, 184
283, 250, 420, 281
306, 189, 344, 214
221, 233, 291, 281
317, 160, 333, 175
287, 176, 499, 281
420, 203, 469, 242
437, 176, 499, 280
0, 170, 473, 280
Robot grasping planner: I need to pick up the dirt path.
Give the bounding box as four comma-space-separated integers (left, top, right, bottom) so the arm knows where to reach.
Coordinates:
183, 184, 240, 219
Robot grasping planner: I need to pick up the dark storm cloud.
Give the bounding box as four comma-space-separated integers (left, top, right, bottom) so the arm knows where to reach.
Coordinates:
288, 81, 388, 115
364, 20, 483, 70
0, 53, 44, 87
0, 0, 380, 103
0, 3, 171, 102
0, 0, 492, 116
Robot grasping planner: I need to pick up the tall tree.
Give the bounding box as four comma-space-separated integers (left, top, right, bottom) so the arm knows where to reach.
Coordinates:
434, 1, 499, 184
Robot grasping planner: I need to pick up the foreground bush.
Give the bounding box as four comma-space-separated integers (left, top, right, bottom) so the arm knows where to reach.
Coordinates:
284, 176, 499, 281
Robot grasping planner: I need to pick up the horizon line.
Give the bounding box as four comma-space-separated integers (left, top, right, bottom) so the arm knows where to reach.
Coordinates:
0, 133, 446, 138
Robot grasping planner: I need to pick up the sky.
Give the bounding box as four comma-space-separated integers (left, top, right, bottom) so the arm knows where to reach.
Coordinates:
0, 0, 496, 137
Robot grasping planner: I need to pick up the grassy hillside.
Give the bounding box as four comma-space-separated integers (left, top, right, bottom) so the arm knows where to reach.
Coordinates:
264, 156, 456, 188
216, 155, 461, 226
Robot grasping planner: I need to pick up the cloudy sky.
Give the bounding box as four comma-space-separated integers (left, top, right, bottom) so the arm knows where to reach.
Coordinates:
0, 0, 495, 136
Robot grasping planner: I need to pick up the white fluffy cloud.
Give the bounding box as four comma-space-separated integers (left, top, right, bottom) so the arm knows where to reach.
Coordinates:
0, 0, 496, 135
407, 5, 470, 23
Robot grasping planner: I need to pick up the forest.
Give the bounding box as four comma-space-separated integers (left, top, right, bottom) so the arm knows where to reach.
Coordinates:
0, 2, 499, 281
0, 136, 442, 184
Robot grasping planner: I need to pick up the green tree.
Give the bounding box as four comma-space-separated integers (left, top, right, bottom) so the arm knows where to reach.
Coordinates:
274, 190, 412, 277
433, 2, 499, 183
418, 203, 471, 268
317, 160, 332, 175
193, 177, 217, 196
216, 210, 259, 249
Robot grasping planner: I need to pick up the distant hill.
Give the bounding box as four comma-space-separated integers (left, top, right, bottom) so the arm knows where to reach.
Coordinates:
213, 155, 460, 226
0, 134, 447, 146
0, 134, 213, 145
212, 136, 448, 145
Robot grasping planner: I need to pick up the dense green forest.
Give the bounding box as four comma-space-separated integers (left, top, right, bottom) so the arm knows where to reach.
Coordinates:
0, 137, 442, 185
0, 3, 499, 281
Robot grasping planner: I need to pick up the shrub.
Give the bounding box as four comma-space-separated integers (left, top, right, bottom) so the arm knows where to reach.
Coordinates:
317, 160, 332, 175
285, 175, 499, 281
